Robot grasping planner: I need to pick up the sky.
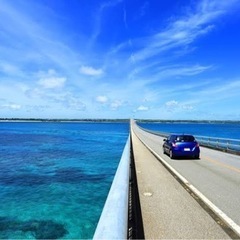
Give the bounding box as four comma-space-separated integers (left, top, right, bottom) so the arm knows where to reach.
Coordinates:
0, 0, 240, 120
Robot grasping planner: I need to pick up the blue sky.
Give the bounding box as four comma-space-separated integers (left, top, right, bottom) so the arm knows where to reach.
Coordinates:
1, 0, 240, 120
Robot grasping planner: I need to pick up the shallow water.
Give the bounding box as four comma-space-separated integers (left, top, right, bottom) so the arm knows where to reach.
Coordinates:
0, 122, 129, 239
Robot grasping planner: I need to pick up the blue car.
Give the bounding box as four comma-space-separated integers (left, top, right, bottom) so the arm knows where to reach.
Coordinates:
163, 134, 200, 159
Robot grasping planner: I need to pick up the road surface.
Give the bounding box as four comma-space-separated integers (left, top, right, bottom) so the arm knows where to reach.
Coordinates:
131, 121, 240, 239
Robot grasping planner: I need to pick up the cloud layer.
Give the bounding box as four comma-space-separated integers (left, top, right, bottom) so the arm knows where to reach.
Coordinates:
0, 0, 240, 119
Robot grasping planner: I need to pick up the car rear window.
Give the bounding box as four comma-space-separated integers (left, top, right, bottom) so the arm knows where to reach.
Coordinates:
176, 135, 195, 142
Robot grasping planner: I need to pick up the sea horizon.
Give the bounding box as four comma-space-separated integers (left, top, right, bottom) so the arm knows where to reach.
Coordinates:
1, 118, 240, 124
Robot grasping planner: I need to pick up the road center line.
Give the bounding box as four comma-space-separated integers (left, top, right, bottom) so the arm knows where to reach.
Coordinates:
132, 127, 240, 238
202, 155, 240, 173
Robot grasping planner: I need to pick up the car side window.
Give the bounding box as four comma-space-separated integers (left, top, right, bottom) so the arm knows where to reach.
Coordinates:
170, 136, 176, 141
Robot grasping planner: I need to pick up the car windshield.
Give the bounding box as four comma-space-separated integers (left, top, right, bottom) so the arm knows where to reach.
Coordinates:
175, 135, 195, 142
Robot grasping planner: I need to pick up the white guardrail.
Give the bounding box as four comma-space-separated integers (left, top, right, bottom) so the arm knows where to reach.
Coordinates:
93, 135, 130, 239
195, 135, 240, 152
138, 126, 240, 153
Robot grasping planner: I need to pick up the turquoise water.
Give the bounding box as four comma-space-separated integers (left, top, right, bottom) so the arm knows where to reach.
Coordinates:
138, 122, 240, 139
1, 121, 239, 239
0, 122, 129, 239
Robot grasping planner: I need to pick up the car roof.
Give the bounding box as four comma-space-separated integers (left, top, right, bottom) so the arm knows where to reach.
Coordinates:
169, 134, 194, 137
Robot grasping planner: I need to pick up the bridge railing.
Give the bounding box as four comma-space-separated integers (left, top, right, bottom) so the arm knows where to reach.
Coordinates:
195, 135, 240, 153
137, 126, 240, 154
93, 135, 130, 239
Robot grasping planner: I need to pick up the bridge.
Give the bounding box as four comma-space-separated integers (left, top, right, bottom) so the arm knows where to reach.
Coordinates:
94, 120, 240, 239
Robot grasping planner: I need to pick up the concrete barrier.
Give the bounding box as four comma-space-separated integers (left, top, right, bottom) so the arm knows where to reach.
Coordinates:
93, 136, 130, 239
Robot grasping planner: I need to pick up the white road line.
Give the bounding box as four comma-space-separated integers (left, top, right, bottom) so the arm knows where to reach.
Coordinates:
135, 131, 240, 237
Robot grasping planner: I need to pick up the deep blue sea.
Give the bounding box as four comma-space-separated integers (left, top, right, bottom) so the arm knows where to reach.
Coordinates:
138, 122, 240, 139
0, 122, 129, 239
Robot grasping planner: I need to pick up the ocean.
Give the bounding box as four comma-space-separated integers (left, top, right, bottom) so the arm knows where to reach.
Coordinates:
0, 122, 129, 239
138, 122, 240, 139
0, 120, 239, 239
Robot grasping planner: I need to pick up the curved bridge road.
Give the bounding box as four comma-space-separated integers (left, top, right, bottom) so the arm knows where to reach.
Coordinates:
132, 121, 240, 238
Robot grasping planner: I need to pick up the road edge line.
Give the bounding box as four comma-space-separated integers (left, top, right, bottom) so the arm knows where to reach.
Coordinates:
134, 130, 240, 239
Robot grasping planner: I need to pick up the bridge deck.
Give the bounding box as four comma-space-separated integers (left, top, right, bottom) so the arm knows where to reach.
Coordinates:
131, 125, 231, 239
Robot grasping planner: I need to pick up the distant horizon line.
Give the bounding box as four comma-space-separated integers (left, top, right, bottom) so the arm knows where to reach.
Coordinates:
0, 118, 240, 123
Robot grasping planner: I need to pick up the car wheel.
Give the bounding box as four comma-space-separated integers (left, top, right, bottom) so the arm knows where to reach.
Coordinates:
163, 147, 166, 154
170, 150, 175, 159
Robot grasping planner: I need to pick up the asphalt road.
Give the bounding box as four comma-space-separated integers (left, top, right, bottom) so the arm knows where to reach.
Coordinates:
132, 121, 240, 238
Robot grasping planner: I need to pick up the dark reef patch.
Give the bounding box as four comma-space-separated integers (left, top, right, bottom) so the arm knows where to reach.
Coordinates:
0, 167, 109, 186
0, 216, 68, 239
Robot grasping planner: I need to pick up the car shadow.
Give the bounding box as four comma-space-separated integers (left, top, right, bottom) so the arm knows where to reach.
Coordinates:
171, 156, 201, 161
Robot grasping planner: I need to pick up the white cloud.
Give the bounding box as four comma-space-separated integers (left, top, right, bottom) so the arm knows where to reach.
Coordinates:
133, 0, 239, 62
191, 79, 240, 102
0, 1, 83, 83
64, 96, 86, 111
139, 64, 212, 86
34, 69, 67, 90
80, 65, 104, 76
0, 0, 239, 120
38, 77, 66, 89
110, 100, 125, 110
96, 95, 108, 103
159, 64, 212, 77
0, 61, 21, 75
89, 0, 123, 45
136, 105, 149, 111
139, 2, 149, 17
165, 100, 179, 107
1, 103, 21, 110
165, 100, 194, 112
